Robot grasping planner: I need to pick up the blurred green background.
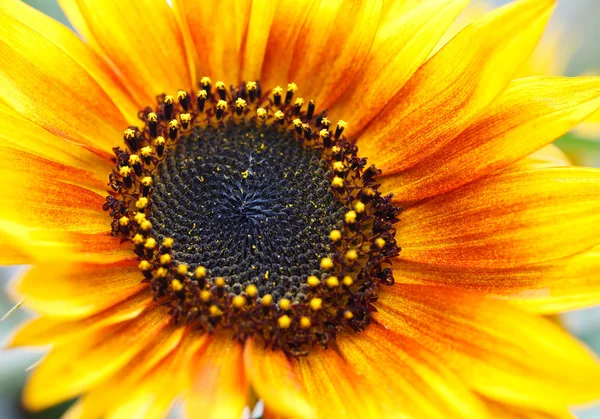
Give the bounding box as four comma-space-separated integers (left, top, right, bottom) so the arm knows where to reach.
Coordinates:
1, 1, 600, 418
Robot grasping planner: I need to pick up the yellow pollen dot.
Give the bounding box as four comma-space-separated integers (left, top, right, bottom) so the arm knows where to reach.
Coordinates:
329, 230, 342, 242
332, 161, 345, 172
309, 298, 322, 311
177, 90, 187, 100
257, 108, 267, 118
245, 284, 258, 297
246, 81, 257, 91
215, 277, 226, 287
293, 118, 302, 128
169, 119, 179, 129
138, 260, 151, 271
200, 290, 212, 302
321, 117, 331, 127
332, 145, 341, 154
171, 279, 184, 291
345, 210, 357, 224
162, 237, 174, 248
287, 82, 298, 92
232, 295, 245, 308
141, 177, 152, 187
164, 95, 174, 105
156, 267, 168, 278
124, 128, 136, 140
375, 237, 386, 248
133, 234, 144, 245
135, 197, 148, 209
319, 129, 329, 139
201, 76, 211, 85
278, 315, 291, 329
272, 86, 283, 96
134, 212, 146, 224
279, 298, 291, 311
197, 89, 208, 99
235, 98, 247, 108
300, 316, 311, 329
177, 264, 188, 275
265, 271, 270, 279
326, 276, 339, 288
320, 257, 334, 270
147, 112, 158, 122
307, 275, 320, 287
345, 249, 359, 262
180, 113, 191, 123
331, 176, 344, 188
215, 81, 226, 90
129, 154, 141, 165
344, 310, 354, 320
343, 275, 354, 286
261, 294, 273, 306
118, 216, 129, 226
337, 120, 348, 130
140, 220, 152, 231
160, 253, 172, 265
294, 97, 304, 107
354, 201, 365, 214
155, 136, 166, 146
144, 238, 156, 249
141, 146, 153, 157
216, 100, 228, 111
195, 266, 207, 279
119, 166, 132, 177
274, 110, 284, 120
209, 305, 222, 316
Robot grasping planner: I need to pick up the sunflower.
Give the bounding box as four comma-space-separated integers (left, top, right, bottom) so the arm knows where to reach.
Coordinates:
2, 0, 600, 417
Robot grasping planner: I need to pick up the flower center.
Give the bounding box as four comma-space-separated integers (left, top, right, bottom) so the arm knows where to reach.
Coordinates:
104, 79, 401, 355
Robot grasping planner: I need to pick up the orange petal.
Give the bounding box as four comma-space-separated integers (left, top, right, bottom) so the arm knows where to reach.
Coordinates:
397, 167, 600, 268
356, 0, 555, 174
0, 151, 108, 235
336, 325, 490, 418
0, 12, 127, 157
173, 0, 251, 83
8, 287, 153, 348
244, 339, 314, 419
288, 0, 383, 110
23, 304, 173, 411
0, 0, 139, 121
290, 346, 393, 417
186, 333, 248, 419
259, 0, 318, 90
374, 284, 600, 409
0, 101, 112, 180
240, 0, 279, 82
330, 0, 469, 135
382, 76, 600, 201
15, 259, 146, 318
483, 397, 574, 419
58, 0, 193, 106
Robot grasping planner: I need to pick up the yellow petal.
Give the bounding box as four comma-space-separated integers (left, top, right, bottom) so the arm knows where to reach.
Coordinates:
483, 397, 574, 419
357, 0, 555, 174
374, 284, 600, 409
8, 287, 153, 348
240, 0, 279, 82
0, 0, 140, 122
337, 325, 490, 418
244, 339, 315, 419
288, 0, 383, 110
0, 12, 127, 156
382, 76, 600, 201
259, 0, 318, 89
15, 259, 146, 318
397, 167, 600, 268
330, 0, 469, 135
510, 143, 571, 171
23, 304, 173, 411
173, 0, 251, 83
58, 0, 193, 106
186, 333, 248, 419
